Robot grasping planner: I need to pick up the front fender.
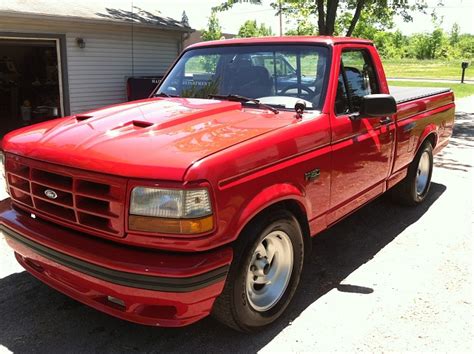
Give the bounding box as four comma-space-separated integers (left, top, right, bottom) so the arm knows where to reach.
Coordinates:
235, 183, 309, 236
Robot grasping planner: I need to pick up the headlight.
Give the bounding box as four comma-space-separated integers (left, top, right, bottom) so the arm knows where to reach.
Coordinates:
129, 187, 213, 234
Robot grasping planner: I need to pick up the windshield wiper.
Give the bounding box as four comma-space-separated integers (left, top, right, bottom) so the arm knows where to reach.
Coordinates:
155, 92, 180, 98
208, 94, 280, 114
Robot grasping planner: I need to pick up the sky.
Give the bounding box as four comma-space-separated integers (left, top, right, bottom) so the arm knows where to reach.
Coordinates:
151, 0, 474, 35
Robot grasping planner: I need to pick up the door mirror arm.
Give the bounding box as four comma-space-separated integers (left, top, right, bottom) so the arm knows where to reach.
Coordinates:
348, 112, 361, 121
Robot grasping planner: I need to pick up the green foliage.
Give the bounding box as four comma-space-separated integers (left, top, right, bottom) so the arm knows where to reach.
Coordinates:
237, 20, 273, 38
407, 33, 435, 59
259, 23, 273, 36
201, 12, 222, 41
212, 1, 473, 62
213, 0, 262, 12
334, 15, 473, 62
457, 34, 474, 59
372, 30, 409, 60
335, 1, 396, 36
280, 0, 317, 35
379, 26, 474, 61
214, 0, 429, 37
366, 0, 428, 24
272, 0, 428, 36
276, 0, 313, 35
450, 23, 460, 46
335, 4, 394, 37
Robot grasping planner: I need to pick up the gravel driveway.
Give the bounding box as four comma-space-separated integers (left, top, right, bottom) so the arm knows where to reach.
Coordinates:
0, 98, 472, 353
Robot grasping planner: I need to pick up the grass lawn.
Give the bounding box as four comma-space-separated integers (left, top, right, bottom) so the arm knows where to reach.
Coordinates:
388, 80, 474, 99
384, 59, 473, 81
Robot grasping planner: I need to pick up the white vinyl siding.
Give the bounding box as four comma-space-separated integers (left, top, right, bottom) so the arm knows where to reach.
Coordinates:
0, 16, 181, 114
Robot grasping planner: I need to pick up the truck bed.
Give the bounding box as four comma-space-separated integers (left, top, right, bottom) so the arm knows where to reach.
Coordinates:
389, 86, 451, 104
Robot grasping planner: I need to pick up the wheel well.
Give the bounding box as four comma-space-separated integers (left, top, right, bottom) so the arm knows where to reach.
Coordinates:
247, 199, 312, 255
424, 133, 437, 148
281, 200, 311, 241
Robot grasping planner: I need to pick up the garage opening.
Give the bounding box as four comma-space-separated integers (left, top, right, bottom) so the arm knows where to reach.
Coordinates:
0, 38, 63, 138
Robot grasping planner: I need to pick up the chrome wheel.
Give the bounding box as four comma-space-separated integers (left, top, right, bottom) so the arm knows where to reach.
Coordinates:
416, 151, 430, 195
246, 230, 294, 312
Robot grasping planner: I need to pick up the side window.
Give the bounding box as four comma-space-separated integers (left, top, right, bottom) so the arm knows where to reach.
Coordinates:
335, 68, 350, 115
335, 49, 379, 115
261, 57, 293, 77
262, 58, 282, 76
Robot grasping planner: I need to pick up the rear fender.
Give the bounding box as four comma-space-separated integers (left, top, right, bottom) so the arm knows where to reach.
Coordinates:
416, 124, 438, 153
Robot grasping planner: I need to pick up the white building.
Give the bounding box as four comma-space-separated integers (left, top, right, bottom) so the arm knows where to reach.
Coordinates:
0, 1, 191, 136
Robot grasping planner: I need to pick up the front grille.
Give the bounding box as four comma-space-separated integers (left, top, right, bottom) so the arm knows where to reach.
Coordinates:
5, 154, 127, 237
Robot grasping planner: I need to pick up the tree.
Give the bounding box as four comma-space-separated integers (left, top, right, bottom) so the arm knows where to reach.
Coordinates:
335, 2, 396, 36
216, 0, 429, 37
237, 20, 273, 37
430, 28, 445, 59
258, 23, 273, 36
300, 0, 428, 37
181, 10, 189, 27
450, 23, 460, 46
457, 34, 474, 59
201, 12, 222, 41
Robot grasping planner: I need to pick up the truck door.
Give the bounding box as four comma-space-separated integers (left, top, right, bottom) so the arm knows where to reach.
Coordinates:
328, 47, 395, 224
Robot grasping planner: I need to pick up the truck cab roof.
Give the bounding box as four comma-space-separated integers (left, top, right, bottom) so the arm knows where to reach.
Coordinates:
187, 36, 373, 50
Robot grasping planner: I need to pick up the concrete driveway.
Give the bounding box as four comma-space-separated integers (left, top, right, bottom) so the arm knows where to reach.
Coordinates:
0, 98, 472, 352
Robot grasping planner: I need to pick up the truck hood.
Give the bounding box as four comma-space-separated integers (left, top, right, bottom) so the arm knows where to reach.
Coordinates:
2, 98, 295, 180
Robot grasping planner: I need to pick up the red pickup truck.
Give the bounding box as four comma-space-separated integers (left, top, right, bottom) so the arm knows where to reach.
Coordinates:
0, 36, 455, 331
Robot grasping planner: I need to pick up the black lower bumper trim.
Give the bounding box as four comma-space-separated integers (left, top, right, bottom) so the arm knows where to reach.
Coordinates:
1, 225, 229, 293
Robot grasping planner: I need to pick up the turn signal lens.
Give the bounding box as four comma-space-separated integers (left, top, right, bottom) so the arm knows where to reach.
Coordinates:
129, 215, 214, 234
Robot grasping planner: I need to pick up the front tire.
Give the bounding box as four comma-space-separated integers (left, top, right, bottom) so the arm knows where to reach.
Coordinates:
212, 209, 304, 332
391, 141, 433, 205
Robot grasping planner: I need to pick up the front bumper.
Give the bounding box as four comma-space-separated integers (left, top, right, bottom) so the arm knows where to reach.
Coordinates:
0, 199, 232, 327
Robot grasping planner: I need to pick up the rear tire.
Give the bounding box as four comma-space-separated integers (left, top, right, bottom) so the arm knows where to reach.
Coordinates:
391, 141, 433, 206
212, 209, 304, 332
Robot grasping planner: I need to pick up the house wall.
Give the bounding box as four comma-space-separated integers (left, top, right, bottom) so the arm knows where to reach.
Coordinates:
0, 15, 181, 114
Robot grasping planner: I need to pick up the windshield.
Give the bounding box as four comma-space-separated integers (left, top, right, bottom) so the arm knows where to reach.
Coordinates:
157, 44, 330, 110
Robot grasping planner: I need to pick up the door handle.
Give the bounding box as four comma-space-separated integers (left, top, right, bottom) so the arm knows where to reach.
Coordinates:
379, 117, 392, 125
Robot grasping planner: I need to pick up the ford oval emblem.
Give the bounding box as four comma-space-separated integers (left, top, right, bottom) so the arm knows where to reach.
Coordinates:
44, 189, 58, 200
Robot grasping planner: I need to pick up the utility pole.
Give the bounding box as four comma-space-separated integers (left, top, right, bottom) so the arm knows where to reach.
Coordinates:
279, 0, 283, 36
